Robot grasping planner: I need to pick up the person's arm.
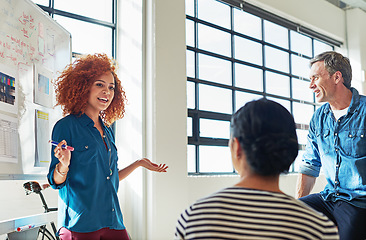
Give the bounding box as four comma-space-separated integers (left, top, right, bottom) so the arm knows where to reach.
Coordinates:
53, 161, 70, 185
296, 173, 316, 198
118, 158, 168, 181
296, 114, 322, 199
52, 140, 71, 185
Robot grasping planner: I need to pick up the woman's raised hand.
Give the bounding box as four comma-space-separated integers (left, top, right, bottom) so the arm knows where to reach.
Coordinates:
138, 158, 168, 172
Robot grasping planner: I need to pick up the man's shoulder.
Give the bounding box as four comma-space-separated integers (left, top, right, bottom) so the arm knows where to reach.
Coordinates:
359, 93, 366, 104
311, 103, 329, 121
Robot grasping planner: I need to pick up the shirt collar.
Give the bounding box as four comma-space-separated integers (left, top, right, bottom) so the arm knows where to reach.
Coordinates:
348, 87, 360, 113
75, 113, 105, 128
323, 87, 359, 115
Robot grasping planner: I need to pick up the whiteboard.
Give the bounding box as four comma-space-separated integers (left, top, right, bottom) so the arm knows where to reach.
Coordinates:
0, 0, 71, 179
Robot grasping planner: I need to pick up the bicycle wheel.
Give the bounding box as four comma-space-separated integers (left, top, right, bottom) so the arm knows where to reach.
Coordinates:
38, 225, 56, 240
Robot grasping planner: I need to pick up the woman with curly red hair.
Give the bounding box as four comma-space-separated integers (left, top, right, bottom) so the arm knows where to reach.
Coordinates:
47, 53, 168, 240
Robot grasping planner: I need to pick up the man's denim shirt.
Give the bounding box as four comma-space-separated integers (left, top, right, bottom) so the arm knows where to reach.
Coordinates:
300, 88, 366, 208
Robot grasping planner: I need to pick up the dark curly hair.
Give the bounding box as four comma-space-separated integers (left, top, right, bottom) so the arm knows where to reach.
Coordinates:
53, 53, 127, 126
230, 98, 298, 176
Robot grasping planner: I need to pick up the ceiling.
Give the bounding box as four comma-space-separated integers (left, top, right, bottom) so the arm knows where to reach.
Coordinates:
325, 0, 366, 12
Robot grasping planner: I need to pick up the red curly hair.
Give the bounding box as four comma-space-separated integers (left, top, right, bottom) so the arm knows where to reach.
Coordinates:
53, 53, 127, 126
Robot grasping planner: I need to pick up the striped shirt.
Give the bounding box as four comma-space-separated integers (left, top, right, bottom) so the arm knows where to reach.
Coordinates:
175, 187, 339, 239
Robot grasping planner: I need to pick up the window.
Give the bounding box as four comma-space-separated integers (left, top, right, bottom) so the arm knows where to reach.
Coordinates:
32, 0, 116, 58
186, 0, 336, 175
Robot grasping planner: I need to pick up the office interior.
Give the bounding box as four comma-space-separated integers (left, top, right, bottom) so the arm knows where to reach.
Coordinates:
1, 0, 366, 239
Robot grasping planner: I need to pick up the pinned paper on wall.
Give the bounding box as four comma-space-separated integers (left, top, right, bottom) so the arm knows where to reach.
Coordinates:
47, 30, 55, 56
34, 109, 50, 167
0, 113, 18, 163
0, 63, 17, 114
34, 64, 53, 108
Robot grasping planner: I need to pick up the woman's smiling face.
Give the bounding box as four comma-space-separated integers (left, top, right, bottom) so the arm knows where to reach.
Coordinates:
85, 72, 115, 116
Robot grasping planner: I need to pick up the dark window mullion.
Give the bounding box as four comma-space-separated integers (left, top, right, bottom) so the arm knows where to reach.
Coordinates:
194, 0, 199, 174
231, 4, 236, 179
112, 0, 117, 58
261, 18, 266, 96
230, 5, 236, 114
288, 29, 294, 115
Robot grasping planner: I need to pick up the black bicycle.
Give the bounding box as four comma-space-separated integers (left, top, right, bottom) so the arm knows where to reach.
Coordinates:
22, 181, 59, 240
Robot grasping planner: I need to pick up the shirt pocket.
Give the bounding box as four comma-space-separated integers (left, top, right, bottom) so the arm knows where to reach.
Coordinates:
316, 129, 331, 157
71, 139, 98, 166
341, 129, 366, 158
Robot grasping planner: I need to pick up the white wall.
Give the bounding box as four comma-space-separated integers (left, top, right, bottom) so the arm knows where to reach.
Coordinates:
144, 0, 189, 238
116, 0, 146, 239
346, 7, 366, 94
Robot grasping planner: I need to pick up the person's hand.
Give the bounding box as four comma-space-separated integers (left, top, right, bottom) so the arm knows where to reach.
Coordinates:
54, 140, 71, 169
138, 158, 168, 172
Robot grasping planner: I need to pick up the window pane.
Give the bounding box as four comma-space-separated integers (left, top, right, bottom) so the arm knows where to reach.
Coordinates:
296, 129, 308, 145
198, 0, 230, 29
314, 40, 333, 56
235, 36, 262, 65
187, 117, 193, 137
187, 81, 195, 109
198, 24, 231, 57
291, 54, 310, 79
54, 15, 112, 55
292, 78, 313, 102
54, 0, 113, 22
290, 31, 312, 57
293, 150, 305, 172
235, 91, 262, 111
267, 97, 291, 113
293, 102, 314, 125
186, 50, 195, 78
235, 63, 263, 91
265, 71, 290, 97
264, 20, 288, 49
233, 9, 261, 40
199, 84, 232, 114
185, 0, 194, 16
187, 145, 196, 172
200, 119, 230, 139
198, 54, 231, 85
199, 146, 232, 172
186, 19, 195, 47
265, 46, 289, 73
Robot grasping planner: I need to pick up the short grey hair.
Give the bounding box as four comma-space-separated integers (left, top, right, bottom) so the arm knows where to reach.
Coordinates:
310, 51, 352, 89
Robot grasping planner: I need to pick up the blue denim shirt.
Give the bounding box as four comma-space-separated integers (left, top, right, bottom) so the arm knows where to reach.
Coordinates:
47, 114, 125, 232
300, 88, 366, 208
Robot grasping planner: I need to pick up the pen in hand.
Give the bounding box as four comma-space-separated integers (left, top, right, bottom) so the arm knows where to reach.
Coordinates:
49, 140, 74, 151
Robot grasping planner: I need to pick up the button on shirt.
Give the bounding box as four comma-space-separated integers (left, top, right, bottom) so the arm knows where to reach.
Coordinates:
300, 88, 366, 208
47, 114, 125, 232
